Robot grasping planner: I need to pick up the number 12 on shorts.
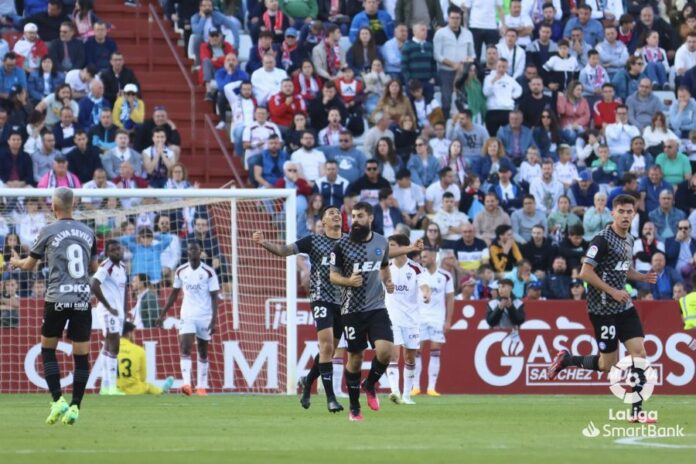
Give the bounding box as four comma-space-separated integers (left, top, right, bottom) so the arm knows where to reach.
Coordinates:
601, 325, 616, 340
345, 326, 356, 340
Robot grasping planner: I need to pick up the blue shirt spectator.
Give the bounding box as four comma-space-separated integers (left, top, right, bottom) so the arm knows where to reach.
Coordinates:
648, 190, 686, 241
639, 166, 672, 212
349, 4, 394, 45
562, 8, 604, 47
0, 53, 27, 96
119, 231, 173, 285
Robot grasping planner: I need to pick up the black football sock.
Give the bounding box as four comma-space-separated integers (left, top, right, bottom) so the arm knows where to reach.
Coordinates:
319, 362, 335, 399
345, 369, 361, 412
41, 348, 62, 402
568, 355, 600, 371
631, 366, 647, 415
365, 357, 389, 387
305, 354, 320, 388
71, 354, 90, 408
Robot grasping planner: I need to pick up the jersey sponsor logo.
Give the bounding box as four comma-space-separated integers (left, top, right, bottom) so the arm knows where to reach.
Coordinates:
329, 252, 336, 266
375, 248, 382, 256
613, 260, 631, 271
320, 256, 331, 266
587, 245, 599, 259
406, 272, 412, 280
59, 283, 90, 293
394, 285, 410, 292
352, 261, 382, 273
184, 283, 206, 291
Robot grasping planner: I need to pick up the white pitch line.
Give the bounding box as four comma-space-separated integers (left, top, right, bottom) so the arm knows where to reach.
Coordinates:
615, 436, 696, 449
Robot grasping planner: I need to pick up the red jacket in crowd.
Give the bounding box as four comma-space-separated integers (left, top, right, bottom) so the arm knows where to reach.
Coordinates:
268, 91, 307, 127
198, 41, 236, 84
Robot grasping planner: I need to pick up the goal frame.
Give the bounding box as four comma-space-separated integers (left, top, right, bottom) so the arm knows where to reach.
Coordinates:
0, 187, 299, 395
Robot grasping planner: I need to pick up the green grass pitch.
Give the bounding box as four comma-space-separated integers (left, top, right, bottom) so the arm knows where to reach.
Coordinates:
0, 394, 694, 464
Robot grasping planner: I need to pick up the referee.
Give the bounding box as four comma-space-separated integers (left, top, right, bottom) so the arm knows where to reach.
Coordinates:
12, 187, 98, 425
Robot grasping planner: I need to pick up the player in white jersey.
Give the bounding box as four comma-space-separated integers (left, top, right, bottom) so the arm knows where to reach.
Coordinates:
91, 240, 128, 396
157, 242, 220, 396
413, 248, 454, 397
384, 234, 431, 405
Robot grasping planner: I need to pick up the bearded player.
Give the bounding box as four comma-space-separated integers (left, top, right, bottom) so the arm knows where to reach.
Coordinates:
547, 195, 658, 423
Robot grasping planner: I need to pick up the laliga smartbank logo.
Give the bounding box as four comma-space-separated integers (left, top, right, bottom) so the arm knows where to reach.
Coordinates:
581, 356, 684, 439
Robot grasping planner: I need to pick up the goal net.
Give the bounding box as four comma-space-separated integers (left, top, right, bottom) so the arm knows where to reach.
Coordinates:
0, 188, 298, 394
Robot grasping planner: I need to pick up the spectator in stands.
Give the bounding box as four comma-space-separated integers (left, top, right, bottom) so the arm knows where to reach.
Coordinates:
71, 0, 100, 39
242, 105, 281, 168
563, 5, 603, 47
638, 252, 682, 300
381, 22, 407, 77
361, 110, 393, 158
253, 0, 290, 45
548, 195, 582, 235
130, 274, 159, 328
113, 83, 145, 132
520, 224, 555, 277
0, 278, 20, 327
676, 175, 696, 215
401, 22, 436, 102
78, 79, 106, 131
640, 165, 672, 213
592, 83, 619, 130
612, 55, 646, 102
483, 58, 522, 136
284, 111, 311, 154
13, 22, 48, 74
655, 139, 692, 186
489, 224, 522, 273
448, 110, 489, 160
199, 27, 235, 99
292, 59, 323, 104
325, 130, 366, 184
518, 76, 552, 128
228, 80, 257, 154
142, 127, 178, 188
307, 80, 346, 133
66, 129, 101, 184
583, 191, 613, 240
372, 188, 403, 236
113, 161, 149, 208
486, 277, 526, 327
578, 49, 609, 97
425, 167, 460, 214
626, 78, 665, 131
392, 169, 426, 229
349, 0, 393, 46
369, 79, 414, 127
665, 219, 696, 274
632, 6, 677, 61
649, 189, 686, 241
474, 192, 512, 245
37, 153, 81, 188
84, 21, 117, 72
246, 31, 280, 75
31, 131, 58, 182
268, 78, 306, 131
604, 104, 640, 157
155, 214, 182, 285
511, 194, 546, 243
634, 221, 664, 272
313, 159, 348, 208
669, 87, 696, 139
312, 24, 346, 81
21, 0, 70, 43
395, 0, 443, 32
675, 32, 696, 80
102, 129, 143, 179
27, 56, 63, 105
542, 255, 571, 299
531, 109, 562, 161
53, 106, 78, 154
617, 136, 653, 178
120, 227, 172, 286
488, 165, 522, 215
278, 27, 306, 76
64, 63, 95, 100
290, 131, 325, 187
253, 134, 287, 189
444, 222, 487, 271
557, 224, 588, 270
191, 0, 241, 54
48, 21, 85, 73
14, 197, 46, 249
100, 52, 140, 106
556, 80, 590, 144
215, 53, 248, 130
346, 158, 391, 206
635, 30, 670, 90
433, 191, 469, 242
81, 168, 116, 209
136, 106, 182, 157
371, 136, 401, 183
496, 110, 534, 165
273, 160, 312, 235
596, 26, 628, 77
88, 107, 116, 154
518, 146, 542, 188
251, 53, 288, 106
346, 27, 380, 77
0, 53, 26, 100
406, 136, 439, 189
529, 158, 564, 214
35, 83, 77, 127
0, 131, 34, 186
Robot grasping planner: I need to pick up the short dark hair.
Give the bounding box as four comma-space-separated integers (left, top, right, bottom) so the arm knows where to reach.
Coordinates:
443, 192, 455, 200
388, 234, 410, 247
499, 278, 514, 288
439, 167, 452, 179
587, 50, 599, 58
378, 188, 393, 201
568, 224, 585, 237
105, 239, 120, 251
366, 159, 379, 166
319, 205, 340, 219
558, 39, 569, 48
612, 194, 637, 209
122, 321, 136, 336
352, 201, 373, 215
495, 224, 512, 238
395, 168, 411, 180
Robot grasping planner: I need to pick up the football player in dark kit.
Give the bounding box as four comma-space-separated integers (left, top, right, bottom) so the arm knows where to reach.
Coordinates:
253, 206, 421, 413
547, 194, 658, 423
11, 187, 99, 425
330, 201, 395, 422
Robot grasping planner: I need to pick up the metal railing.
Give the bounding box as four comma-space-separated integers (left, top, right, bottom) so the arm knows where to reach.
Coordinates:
204, 114, 243, 187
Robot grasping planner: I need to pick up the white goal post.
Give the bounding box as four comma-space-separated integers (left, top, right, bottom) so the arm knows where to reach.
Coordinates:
0, 188, 299, 395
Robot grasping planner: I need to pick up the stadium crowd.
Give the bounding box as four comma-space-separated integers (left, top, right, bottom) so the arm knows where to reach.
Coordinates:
189, 0, 696, 302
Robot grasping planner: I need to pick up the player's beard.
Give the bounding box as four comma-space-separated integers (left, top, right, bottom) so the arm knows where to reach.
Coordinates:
350, 223, 370, 242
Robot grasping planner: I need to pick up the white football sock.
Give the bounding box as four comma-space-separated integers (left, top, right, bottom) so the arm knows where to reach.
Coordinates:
332, 358, 343, 394
101, 350, 112, 389
414, 355, 422, 391
428, 350, 441, 391
180, 356, 192, 386
386, 363, 400, 395
403, 362, 416, 399
197, 358, 209, 389
107, 353, 118, 390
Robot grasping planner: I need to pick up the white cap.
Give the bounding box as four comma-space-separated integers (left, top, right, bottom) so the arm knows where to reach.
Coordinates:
123, 83, 138, 94
24, 23, 38, 33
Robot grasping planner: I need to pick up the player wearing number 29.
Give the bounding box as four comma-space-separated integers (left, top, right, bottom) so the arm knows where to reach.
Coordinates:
11, 187, 98, 426
330, 201, 395, 422
547, 194, 658, 423
90, 240, 128, 396
157, 242, 220, 397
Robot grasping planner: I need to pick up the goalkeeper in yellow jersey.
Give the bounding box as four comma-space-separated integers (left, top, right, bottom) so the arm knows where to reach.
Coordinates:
117, 322, 174, 395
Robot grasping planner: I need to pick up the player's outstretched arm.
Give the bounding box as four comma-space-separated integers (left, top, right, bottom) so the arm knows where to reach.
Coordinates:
579, 262, 630, 303
627, 267, 657, 284
90, 277, 116, 316
330, 270, 363, 287
252, 231, 296, 257
380, 266, 394, 294
388, 239, 424, 258
156, 288, 181, 327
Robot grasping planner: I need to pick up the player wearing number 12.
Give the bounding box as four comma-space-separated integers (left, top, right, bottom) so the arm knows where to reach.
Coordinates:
157, 242, 220, 396
547, 194, 658, 423
330, 202, 396, 422
11, 187, 99, 426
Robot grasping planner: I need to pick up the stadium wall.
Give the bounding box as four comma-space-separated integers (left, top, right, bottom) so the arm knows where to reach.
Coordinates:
1, 300, 694, 395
